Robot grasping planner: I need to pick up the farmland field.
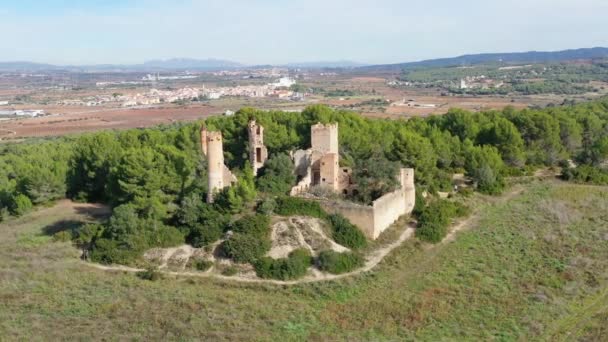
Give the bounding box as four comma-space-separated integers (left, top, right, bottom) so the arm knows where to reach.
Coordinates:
1, 179, 606, 340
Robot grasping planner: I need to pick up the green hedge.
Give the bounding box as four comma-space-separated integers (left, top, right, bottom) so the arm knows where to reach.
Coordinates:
316, 250, 364, 274
231, 214, 271, 239
254, 248, 313, 280
223, 232, 271, 264
328, 214, 367, 249
416, 199, 470, 243
275, 197, 327, 219
275, 197, 369, 249
562, 165, 608, 185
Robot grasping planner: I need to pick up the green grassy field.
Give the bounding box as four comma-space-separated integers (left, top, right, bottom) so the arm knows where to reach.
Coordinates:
1, 180, 607, 341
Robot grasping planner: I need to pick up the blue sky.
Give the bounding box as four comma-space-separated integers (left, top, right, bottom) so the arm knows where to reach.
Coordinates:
1, 0, 607, 65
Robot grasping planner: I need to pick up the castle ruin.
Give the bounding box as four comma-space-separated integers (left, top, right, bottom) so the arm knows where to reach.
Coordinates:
248, 120, 268, 175
290, 122, 416, 239
291, 123, 355, 196
202, 120, 415, 239
200, 126, 237, 203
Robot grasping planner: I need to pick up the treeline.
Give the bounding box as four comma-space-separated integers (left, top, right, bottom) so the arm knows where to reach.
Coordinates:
0, 98, 606, 264
448, 80, 596, 96
401, 61, 608, 95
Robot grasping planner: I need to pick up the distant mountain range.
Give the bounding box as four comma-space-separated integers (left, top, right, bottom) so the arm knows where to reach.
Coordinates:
0, 58, 364, 72
0, 58, 245, 72
285, 60, 365, 68
1, 47, 607, 72
360, 47, 608, 71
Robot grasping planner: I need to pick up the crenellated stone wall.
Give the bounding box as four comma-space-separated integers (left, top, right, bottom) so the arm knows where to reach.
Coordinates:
317, 168, 415, 239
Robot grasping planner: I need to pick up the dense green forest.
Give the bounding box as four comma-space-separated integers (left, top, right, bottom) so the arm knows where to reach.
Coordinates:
1, 99, 607, 268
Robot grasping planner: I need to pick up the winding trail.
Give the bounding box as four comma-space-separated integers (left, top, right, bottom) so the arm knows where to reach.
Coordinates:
87, 185, 526, 285
89, 226, 416, 285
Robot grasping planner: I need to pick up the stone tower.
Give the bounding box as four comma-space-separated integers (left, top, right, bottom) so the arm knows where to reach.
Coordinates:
311, 123, 338, 155
206, 131, 225, 203
248, 120, 268, 175
200, 125, 236, 203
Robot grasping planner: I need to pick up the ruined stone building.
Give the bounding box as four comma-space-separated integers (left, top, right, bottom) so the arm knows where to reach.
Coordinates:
202, 119, 415, 240
247, 120, 268, 175
291, 123, 355, 196
200, 126, 236, 203
289, 122, 416, 240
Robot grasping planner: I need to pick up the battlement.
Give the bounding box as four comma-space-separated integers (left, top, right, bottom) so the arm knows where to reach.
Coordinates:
206, 131, 223, 142
311, 122, 338, 155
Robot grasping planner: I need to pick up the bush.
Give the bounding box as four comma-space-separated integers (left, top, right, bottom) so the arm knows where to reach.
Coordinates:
328, 214, 367, 249
412, 191, 426, 217
562, 165, 608, 185
256, 153, 297, 195
275, 197, 327, 219
146, 225, 185, 248
223, 233, 271, 264
221, 265, 238, 276
89, 238, 144, 265
0, 207, 9, 222
182, 206, 230, 247
191, 259, 213, 271
73, 223, 103, 246
316, 250, 364, 274
416, 199, 470, 243
254, 248, 312, 280
231, 214, 271, 239
416, 221, 448, 243
10, 194, 33, 217
136, 267, 163, 281
53, 230, 73, 242
188, 223, 224, 248
256, 197, 277, 215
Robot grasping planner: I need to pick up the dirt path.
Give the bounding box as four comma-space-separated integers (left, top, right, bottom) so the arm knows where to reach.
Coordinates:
89, 226, 416, 285
88, 185, 526, 285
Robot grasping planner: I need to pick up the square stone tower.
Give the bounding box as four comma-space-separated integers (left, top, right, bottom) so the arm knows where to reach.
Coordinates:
248, 120, 268, 175
311, 123, 338, 155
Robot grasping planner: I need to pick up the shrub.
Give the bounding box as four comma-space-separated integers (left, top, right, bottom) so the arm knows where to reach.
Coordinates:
89, 238, 144, 265
412, 191, 426, 217
53, 230, 73, 242
9, 194, 33, 217
223, 233, 271, 264
231, 214, 271, 239
562, 165, 608, 185
254, 248, 312, 280
256, 153, 297, 195
191, 259, 213, 271
416, 199, 470, 243
415, 221, 448, 243
275, 197, 327, 219
256, 197, 277, 215
221, 265, 238, 276
0, 207, 9, 222
73, 223, 103, 246
137, 267, 163, 281
146, 225, 185, 248
188, 223, 224, 248
328, 214, 367, 249
316, 250, 364, 274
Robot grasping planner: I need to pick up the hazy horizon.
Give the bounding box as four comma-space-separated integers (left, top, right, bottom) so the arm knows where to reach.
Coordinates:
2, 0, 607, 65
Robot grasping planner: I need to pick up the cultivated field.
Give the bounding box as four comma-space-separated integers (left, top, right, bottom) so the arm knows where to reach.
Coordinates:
1, 180, 606, 340
4, 72, 606, 140
0, 104, 218, 139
